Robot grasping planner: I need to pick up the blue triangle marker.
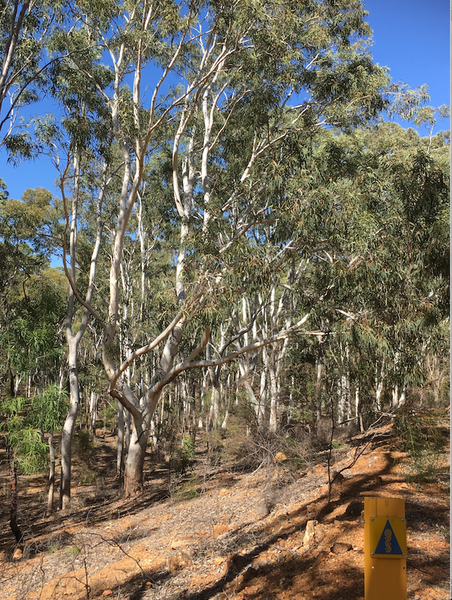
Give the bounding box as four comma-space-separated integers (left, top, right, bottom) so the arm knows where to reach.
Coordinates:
374, 520, 404, 555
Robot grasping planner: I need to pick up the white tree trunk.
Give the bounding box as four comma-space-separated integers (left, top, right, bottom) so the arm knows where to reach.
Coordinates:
375, 377, 384, 412
60, 341, 79, 510
46, 432, 56, 516
269, 362, 278, 433
117, 402, 125, 478
61, 152, 106, 509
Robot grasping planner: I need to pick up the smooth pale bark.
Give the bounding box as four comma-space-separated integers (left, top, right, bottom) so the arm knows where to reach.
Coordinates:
115, 306, 311, 494
0, 0, 31, 111
338, 344, 350, 423
54, 0, 391, 501
119, 317, 189, 496
259, 368, 267, 428
107, 84, 193, 496
356, 387, 364, 433
209, 385, 221, 430
205, 322, 230, 430
99, 6, 330, 494
46, 432, 56, 515
0, 0, 54, 134
237, 297, 260, 417
268, 363, 278, 433
391, 386, 399, 409
221, 404, 229, 429
315, 355, 323, 427
60, 356, 79, 510
375, 376, 384, 412
123, 417, 149, 498
60, 151, 81, 511
60, 155, 107, 510
136, 192, 147, 320
89, 391, 98, 434
240, 375, 259, 415
392, 387, 406, 410
125, 410, 131, 453
117, 402, 125, 478
268, 336, 289, 433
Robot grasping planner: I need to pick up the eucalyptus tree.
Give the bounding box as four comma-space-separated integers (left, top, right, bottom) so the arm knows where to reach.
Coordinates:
107, 0, 390, 495
0, 0, 70, 152
50, 0, 392, 496
219, 111, 449, 435
0, 186, 64, 394
39, 26, 117, 508
0, 186, 67, 534
288, 119, 450, 428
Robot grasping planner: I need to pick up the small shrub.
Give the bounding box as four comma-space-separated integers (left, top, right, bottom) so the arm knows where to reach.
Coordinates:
332, 441, 345, 449
63, 546, 81, 557
174, 487, 199, 503
394, 408, 447, 483
173, 478, 199, 502
287, 456, 307, 471
170, 436, 195, 474
97, 402, 118, 434
182, 436, 195, 460
74, 429, 94, 455
78, 470, 97, 486
404, 452, 437, 483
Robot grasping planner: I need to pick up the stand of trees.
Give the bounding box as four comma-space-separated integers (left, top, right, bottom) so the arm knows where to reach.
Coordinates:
0, 0, 449, 517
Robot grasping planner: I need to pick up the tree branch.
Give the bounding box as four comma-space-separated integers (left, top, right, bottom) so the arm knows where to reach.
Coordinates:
151, 313, 320, 395
60, 158, 103, 323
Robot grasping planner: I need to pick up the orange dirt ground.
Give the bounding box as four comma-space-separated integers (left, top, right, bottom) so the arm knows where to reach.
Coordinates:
0, 421, 449, 600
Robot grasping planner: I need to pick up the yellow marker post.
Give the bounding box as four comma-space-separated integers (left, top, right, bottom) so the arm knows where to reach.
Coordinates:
364, 497, 406, 600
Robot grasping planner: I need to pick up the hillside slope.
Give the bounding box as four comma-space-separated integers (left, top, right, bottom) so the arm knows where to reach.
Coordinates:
0, 421, 449, 600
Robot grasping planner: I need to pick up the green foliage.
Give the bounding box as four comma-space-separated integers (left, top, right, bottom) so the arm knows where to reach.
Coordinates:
0, 273, 66, 385
387, 82, 431, 122
74, 429, 95, 460
0, 183, 66, 401
78, 470, 98, 486
286, 119, 449, 411
98, 402, 118, 433
332, 441, 345, 449
394, 408, 447, 483
0, 187, 59, 254
182, 435, 196, 460
0, 385, 68, 473
173, 477, 199, 503
0, 0, 69, 153
31, 384, 69, 432
170, 435, 195, 474
0, 0, 448, 481
0, 185, 61, 304
0, 397, 47, 473
63, 546, 81, 557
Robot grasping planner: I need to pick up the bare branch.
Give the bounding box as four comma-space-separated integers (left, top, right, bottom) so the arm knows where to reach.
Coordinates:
151, 313, 319, 395
109, 309, 186, 390
109, 388, 141, 421
60, 158, 102, 323
185, 327, 211, 363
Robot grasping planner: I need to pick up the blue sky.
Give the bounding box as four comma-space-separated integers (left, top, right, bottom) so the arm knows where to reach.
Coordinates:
1, 1, 450, 202
363, 0, 450, 114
